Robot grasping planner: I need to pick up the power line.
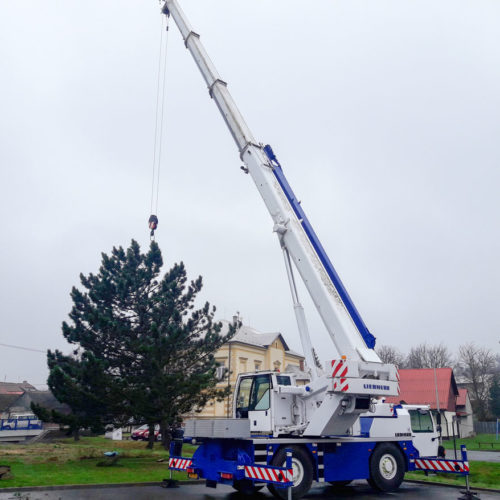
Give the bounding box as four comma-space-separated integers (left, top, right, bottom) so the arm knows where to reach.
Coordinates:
0, 342, 46, 354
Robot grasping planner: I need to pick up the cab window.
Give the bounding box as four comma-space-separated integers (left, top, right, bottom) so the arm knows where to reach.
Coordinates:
249, 374, 271, 411
236, 377, 253, 416
276, 375, 291, 386
409, 410, 434, 433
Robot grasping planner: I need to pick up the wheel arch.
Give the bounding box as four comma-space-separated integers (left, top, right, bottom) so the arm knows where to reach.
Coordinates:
274, 443, 316, 471
371, 441, 410, 472
367, 441, 407, 493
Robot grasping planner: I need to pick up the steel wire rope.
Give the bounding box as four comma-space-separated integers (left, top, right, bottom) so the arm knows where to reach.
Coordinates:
149, 15, 171, 221
150, 16, 164, 215
0, 342, 45, 353
154, 16, 170, 216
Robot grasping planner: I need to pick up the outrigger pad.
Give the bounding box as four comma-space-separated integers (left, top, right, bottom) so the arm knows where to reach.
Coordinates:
161, 479, 179, 488
458, 490, 480, 500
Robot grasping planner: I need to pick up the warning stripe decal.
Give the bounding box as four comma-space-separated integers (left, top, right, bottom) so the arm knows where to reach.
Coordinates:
415, 459, 469, 473
333, 377, 349, 392
169, 457, 193, 470
331, 359, 348, 378
244, 465, 293, 484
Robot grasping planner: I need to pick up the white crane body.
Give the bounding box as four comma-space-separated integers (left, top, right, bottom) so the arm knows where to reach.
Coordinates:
161, 2, 471, 497
162, 0, 398, 437
163, 0, 378, 364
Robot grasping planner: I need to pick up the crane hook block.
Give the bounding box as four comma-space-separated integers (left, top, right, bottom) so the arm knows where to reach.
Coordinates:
148, 215, 159, 237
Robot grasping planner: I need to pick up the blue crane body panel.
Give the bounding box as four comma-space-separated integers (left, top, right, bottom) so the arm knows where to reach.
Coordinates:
174, 437, 421, 483
263, 145, 376, 349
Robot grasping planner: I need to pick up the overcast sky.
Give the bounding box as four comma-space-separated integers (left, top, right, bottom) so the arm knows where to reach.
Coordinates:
1, 0, 499, 385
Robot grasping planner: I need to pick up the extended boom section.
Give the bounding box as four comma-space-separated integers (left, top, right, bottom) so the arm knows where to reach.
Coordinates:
162, 0, 380, 364
161, 0, 398, 434
157, 4, 473, 497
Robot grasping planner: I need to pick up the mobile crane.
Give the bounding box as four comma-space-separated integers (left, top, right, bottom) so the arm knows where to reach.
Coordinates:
160, 1, 471, 498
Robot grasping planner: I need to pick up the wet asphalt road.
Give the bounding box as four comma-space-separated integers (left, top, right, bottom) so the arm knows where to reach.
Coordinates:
462, 451, 500, 463
0, 481, 498, 500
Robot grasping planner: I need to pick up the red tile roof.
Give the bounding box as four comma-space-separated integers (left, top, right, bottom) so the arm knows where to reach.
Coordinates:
385, 368, 458, 411
0, 381, 36, 394
456, 388, 468, 407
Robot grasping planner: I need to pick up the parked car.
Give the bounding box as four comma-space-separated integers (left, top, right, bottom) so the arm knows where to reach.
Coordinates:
142, 425, 161, 441
131, 424, 149, 441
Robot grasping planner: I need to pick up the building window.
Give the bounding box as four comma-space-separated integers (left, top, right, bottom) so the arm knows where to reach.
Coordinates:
239, 357, 248, 372
254, 361, 261, 371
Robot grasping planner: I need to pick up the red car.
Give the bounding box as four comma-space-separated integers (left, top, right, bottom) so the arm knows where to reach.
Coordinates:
142, 425, 161, 441
131, 424, 149, 441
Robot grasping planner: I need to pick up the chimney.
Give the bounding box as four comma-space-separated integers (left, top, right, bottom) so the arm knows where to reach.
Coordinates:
232, 311, 241, 325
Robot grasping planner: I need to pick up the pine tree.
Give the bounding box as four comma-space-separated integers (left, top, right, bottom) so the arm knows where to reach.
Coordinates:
490, 374, 500, 419
38, 240, 234, 444
32, 349, 123, 439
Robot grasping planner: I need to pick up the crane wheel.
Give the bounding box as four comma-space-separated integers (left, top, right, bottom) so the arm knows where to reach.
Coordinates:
268, 445, 313, 500
367, 443, 405, 492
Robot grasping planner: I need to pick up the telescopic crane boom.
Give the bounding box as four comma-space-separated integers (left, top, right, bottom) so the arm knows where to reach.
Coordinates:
160, 8, 471, 497
161, 0, 381, 373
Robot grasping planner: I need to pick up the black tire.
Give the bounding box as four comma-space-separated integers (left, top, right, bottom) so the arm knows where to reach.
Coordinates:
367, 443, 405, 492
267, 446, 313, 500
232, 479, 263, 495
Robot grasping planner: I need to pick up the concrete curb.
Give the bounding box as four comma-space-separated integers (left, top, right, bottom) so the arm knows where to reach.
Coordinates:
451, 450, 499, 453
0, 479, 204, 494
404, 479, 500, 493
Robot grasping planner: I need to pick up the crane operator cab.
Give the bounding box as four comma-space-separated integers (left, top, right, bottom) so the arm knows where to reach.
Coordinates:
233, 371, 297, 436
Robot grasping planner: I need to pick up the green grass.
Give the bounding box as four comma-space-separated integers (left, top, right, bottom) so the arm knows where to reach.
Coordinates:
442, 434, 499, 451
406, 461, 500, 491
0, 436, 197, 488
1, 436, 498, 490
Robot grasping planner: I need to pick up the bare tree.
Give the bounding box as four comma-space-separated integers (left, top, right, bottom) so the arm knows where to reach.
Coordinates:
376, 345, 406, 368
458, 343, 496, 420
406, 343, 453, 369
494, 354, 500, 375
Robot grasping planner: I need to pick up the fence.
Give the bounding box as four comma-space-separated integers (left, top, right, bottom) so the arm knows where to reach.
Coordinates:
473, 421, 498, 435
0, 417, 43, 431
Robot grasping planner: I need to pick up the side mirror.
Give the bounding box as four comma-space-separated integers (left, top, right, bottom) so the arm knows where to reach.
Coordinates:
436, 425, 442, 433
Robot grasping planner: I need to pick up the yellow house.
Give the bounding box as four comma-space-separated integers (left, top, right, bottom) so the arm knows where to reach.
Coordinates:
197, 320, 306, 418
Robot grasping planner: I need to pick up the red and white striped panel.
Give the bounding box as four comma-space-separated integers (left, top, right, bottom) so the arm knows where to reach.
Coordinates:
333, 378, 349, 392
244, 465, 293, 484
415, 459, 469, 473
396, 369, 401, 394
331, 359, 348, 378
169, 457, 193, 470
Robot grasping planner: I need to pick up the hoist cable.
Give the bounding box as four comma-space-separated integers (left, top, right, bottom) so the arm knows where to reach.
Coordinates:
150, 15, 165, 215
155, 16, 170, 215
